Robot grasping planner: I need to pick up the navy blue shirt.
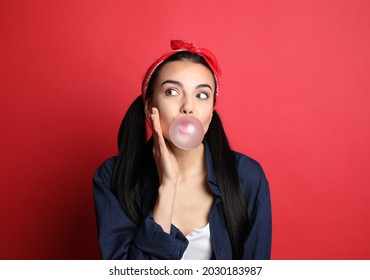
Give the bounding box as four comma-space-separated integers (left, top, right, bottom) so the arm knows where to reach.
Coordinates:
93, 142, 272, 259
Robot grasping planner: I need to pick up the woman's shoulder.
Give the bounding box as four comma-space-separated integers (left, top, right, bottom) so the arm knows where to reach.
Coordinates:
231, 150, 269, 196
93, 156, 118, 189
232, 151, 265, 177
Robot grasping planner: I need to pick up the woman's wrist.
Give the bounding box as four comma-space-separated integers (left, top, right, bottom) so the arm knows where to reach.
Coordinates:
153, 183, 177, 233
159, 181, 178, 191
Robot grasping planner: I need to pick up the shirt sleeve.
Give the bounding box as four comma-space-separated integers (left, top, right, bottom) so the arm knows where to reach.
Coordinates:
237, 155, 272, 260
93, 158, 189, 259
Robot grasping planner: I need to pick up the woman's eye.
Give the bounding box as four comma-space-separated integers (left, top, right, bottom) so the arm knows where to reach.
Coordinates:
197, 92, 209, 99
165, 89, 179, 96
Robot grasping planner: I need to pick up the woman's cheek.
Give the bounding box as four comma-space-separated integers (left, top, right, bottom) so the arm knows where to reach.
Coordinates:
159, 118, 171, 140
155, 106, 170, 134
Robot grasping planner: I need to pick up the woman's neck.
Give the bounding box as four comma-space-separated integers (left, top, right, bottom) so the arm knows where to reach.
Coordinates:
168, 141, 207, 179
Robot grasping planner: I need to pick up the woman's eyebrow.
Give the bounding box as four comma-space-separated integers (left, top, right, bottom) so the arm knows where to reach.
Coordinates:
161, 80, 213, 91
196, 84, 213, 91
161, 80, 183, 87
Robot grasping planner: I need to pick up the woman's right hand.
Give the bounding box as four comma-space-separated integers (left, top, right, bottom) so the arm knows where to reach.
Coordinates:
150, 107, 179, 188
150, 107, 179, 233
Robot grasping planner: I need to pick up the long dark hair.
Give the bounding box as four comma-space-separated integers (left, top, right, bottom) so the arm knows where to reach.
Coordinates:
112, 52, 249, 259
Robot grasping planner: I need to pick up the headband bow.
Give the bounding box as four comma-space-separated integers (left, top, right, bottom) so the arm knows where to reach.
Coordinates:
141, 40, 221, 100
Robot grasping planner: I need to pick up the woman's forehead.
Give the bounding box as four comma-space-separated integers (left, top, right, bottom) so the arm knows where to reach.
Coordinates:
156, 61, 215, 87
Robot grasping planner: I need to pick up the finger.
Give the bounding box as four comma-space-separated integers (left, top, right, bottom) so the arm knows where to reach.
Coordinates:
152, 108, 168, 155
151, 108, 164, 180
151, 107, 160, 132
151, 107, 161, 142
156, 124, 168, 156
150, 108, 159, 154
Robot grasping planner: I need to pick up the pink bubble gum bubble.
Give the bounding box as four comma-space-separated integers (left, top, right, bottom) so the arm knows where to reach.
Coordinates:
169, 115, 204, 150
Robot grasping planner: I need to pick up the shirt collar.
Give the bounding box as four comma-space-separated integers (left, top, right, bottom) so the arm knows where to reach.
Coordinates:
204, 141, 221, 197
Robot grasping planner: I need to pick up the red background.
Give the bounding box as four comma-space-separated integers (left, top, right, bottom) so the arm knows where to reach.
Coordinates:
1, 0, 369, 259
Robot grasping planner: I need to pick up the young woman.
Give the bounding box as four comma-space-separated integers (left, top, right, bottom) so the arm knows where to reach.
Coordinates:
93, 40, 272, 260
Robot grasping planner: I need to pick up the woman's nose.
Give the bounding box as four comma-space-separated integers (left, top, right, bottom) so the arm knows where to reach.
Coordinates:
180, 98, 193, 114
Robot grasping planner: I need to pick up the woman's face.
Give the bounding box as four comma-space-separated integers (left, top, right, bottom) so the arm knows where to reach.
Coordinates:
147, 60, 215, 143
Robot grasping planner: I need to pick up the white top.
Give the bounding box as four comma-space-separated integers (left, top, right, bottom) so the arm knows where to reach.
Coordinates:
181, 223, 212, 260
